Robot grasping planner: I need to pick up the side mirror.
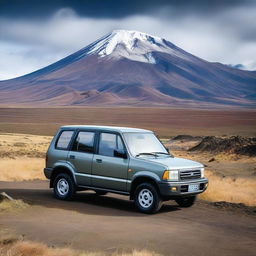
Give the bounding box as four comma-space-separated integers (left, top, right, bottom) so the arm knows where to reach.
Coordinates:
165, 147, 170, 154
114, 149, 127, 159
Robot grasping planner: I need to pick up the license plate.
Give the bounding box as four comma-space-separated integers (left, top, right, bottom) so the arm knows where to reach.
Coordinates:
188, 184, 199, 192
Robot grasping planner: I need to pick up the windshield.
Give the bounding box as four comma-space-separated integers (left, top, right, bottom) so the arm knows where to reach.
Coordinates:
123, 132, 168, 157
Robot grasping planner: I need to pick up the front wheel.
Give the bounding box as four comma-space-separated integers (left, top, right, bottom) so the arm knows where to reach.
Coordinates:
175, 196, 197, 207
134, 183, 162, 214
53, 173, 75, 200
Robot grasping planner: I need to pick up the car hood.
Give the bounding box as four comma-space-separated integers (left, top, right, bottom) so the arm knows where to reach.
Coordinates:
145, 156, 203, 170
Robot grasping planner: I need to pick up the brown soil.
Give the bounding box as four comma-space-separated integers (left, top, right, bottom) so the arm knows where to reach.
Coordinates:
235, 144, 256, 157
171, 135, 202, 141
210, 201, 256, 215
189, 136, 256, 156
0, 180, 256, 256
0, 108, 255, 137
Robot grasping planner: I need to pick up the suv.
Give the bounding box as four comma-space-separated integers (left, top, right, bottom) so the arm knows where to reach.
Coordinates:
44, 125, 208, 213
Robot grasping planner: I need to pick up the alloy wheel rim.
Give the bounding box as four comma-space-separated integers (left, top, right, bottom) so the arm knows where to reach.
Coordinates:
138, 188, 153, 208
57, 178, 69, 196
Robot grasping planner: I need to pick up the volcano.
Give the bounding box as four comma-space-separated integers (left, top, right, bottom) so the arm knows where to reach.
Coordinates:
0, 30, 255, 108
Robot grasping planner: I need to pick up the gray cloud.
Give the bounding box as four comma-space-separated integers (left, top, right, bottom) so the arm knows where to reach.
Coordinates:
1, 0, 252, 19
0, 1, 256, 80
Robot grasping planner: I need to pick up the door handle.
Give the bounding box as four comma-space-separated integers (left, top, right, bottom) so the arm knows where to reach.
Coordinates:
69, 155, 75, 159
96, 159, 102, 163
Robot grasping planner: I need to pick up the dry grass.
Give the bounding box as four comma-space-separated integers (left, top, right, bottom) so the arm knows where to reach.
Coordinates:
174, 150, 256, 206
0, 199, 29, 213
0, 133, 49, 181
1, 132, 256, 206
199, 170, 256, 206
0, 236, 161, 256
0, 133, 51, 158
0, 158, 45, 181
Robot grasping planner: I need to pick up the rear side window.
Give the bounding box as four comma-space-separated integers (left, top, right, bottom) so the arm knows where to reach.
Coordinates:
72, 131, 95, 153
56, 130, 74, 149
98, 133, 124, 157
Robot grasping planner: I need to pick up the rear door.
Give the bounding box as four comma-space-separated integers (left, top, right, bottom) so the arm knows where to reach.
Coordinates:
92, 132, 129, 191
68, 130, 96, 186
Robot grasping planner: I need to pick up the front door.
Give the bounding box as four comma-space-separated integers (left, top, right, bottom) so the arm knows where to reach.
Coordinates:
68, 131, 95, 186
92, 132, 129, 191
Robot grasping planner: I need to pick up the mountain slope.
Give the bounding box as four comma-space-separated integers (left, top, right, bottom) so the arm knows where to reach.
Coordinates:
0, 30, 255, 107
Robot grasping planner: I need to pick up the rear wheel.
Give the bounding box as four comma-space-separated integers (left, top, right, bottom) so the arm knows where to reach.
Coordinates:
134, 183, 162, 214
175, 196, 197, 207
53, 173, 75, 200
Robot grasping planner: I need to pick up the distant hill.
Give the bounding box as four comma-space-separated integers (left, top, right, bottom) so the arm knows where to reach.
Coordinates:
0, 30, 255, 108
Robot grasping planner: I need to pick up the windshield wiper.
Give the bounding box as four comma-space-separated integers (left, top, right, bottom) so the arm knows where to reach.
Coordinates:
136, 152, 158, 157
152, 152, 174, 157
152, 152, 169, 155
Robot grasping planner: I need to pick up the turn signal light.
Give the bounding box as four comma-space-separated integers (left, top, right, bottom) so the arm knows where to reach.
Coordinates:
162, 170, 169, 180
162, 170, 179, 181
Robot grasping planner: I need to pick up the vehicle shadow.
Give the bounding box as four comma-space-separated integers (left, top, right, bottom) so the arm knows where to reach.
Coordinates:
2, 187, 181, 216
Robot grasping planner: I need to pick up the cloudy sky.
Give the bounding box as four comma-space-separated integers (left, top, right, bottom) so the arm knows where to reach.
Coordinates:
0, 0, 256, 80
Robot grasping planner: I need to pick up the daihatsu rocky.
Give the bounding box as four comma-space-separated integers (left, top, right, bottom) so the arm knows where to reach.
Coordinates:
44, 125, 208, 213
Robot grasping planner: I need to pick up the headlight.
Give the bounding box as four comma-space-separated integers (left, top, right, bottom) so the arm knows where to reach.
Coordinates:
201, 167, 205, 178
162, 170, 179, 181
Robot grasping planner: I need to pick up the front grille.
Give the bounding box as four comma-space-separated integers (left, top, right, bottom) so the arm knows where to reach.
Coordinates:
180, 169, 201, 180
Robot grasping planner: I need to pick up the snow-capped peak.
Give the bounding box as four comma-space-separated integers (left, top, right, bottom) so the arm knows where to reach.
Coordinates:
83, 30, 186, 64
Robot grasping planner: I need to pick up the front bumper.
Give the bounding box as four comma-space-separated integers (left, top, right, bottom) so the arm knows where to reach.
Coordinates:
158, 178, 208, 197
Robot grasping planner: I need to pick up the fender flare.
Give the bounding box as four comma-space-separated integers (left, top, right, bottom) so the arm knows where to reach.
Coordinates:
129, 171, 161, 199
50, 162, 77, 187
131, 171, 161, 183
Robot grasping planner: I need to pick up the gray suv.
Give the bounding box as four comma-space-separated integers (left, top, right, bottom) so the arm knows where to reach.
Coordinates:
44, 125, 208, 213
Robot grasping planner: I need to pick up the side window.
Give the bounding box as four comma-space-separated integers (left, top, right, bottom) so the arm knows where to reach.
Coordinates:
98, 133, 124, 157
56, 130, 74, 149
72, 131, 95, 153
117, 135, 125, 150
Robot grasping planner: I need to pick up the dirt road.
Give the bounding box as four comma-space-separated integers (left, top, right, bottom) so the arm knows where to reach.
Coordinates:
0, 180, 255, 256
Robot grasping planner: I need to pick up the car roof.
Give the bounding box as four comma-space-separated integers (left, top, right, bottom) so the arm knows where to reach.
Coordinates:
60, 125, 152, 133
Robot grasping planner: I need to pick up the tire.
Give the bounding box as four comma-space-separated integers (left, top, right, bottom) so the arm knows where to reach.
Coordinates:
134, 183, 162, 214
95, 190, 108, 196
175, 196, 197, 207
53, 173, 75, 200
